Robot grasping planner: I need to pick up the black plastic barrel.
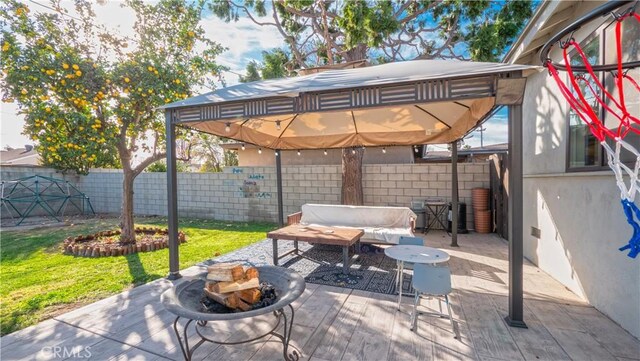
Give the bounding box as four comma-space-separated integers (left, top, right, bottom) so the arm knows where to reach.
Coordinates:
447, 202, 468, 233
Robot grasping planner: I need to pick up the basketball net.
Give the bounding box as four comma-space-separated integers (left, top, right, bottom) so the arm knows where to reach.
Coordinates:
545, 11, 640, 258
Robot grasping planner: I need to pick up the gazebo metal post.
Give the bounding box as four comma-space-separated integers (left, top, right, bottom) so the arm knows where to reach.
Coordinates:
506, 103, 526, 328
276, 150, 284, 227
451, 141, 459, 247
166, 110, 181, 280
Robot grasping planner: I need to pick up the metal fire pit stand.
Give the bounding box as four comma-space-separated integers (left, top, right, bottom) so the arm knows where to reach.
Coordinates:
171, 305, 296, 361
162, 266, 306, 361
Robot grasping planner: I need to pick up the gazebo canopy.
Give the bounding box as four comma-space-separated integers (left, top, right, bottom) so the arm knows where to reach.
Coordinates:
162, 59, 534, 149
163, 58, 536, 328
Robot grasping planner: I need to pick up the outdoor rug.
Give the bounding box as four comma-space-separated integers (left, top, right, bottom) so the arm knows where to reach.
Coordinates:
205, 239, 413, 295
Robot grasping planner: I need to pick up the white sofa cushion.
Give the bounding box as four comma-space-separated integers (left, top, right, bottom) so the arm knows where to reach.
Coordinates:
300, 204, 416, 244
362, 226, 414, 244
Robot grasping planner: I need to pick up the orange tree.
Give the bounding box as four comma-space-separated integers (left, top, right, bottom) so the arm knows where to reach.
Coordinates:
1, 0, 225, 242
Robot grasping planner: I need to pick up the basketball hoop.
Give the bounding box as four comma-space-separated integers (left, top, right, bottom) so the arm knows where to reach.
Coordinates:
541, 1, 640, 258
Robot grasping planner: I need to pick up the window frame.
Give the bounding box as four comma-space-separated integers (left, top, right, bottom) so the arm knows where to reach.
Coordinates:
565, 26, 608, 172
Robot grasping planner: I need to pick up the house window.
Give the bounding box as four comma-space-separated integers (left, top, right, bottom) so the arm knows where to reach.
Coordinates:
567, 36, 603, 170
566, 10, 640, 171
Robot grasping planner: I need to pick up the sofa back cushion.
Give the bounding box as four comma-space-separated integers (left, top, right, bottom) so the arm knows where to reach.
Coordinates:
300, 204, 416, 229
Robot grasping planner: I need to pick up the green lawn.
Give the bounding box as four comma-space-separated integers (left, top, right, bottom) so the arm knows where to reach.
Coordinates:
0, 217, 276, 335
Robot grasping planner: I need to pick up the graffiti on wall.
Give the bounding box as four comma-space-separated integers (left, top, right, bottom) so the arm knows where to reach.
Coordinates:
238, 173, 272, 198
240, 180, 259, 197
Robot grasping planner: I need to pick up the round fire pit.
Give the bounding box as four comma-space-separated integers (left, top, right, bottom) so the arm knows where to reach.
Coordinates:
161, 266, 305, 361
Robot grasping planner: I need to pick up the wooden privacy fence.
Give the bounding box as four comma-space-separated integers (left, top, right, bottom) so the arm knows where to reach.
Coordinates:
490, 153, 509, 240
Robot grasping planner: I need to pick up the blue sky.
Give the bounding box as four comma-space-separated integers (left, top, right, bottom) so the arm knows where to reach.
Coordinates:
465, 107, 508, 148
0, 2, 508, 150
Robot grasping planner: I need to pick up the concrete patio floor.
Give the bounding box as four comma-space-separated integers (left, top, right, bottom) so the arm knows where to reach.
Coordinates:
1, 231, 639, 360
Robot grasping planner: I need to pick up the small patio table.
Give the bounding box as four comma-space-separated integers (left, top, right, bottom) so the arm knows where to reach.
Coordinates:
384, 245, 450, 309
267, 225, 363, 275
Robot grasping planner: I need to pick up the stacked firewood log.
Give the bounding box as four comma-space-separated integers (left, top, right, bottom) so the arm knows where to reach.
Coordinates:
203, 263, 262, 311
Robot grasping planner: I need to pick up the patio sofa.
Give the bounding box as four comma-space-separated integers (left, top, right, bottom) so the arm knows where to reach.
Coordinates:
287, 203, 417, 245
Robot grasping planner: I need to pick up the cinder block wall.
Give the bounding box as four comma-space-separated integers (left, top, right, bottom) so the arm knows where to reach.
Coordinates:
362, 163, 489, 230
1, 163, 490, 229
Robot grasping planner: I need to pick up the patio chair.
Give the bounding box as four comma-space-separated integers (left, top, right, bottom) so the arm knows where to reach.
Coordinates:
409, 263, 455, 335
394, 236, 424, 308
397, 235, 424, 270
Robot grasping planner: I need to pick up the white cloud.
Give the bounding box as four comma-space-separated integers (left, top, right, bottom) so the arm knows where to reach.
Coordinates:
463, 113, 508, 148
200, 16, 285, 84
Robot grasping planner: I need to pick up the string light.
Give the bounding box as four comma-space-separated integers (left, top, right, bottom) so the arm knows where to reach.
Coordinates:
241, 144, 245, 151
258, 148, 262, 154
297, 150, 301, 156
382, 147, 386, 154
414, 145, 419, 153
225, 123, 231, 132
323, 149, 328, 156
275, 150, 279, 156
351, 148, 356, 154
276, 120, 281, 130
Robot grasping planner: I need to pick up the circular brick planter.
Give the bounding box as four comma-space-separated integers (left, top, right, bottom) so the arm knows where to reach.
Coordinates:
63, 227, 186, 257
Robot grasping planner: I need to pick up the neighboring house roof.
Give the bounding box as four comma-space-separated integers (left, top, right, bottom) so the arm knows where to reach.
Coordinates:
0, 147, 41, 166
422, 143, 508, 161
461, 143, 508, 155
297, 59, 368, 76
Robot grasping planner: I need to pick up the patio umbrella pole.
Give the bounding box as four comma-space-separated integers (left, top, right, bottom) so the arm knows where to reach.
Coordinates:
451, 140, 459, 247
276, 150, 284, 227
166, 110, 181, 280
506, 104, 526, 328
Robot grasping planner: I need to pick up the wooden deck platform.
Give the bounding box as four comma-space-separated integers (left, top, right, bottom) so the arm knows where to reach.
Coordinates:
2, 232, 639, 360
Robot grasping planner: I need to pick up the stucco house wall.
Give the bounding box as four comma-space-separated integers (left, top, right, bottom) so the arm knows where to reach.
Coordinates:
519, 1, 640, 338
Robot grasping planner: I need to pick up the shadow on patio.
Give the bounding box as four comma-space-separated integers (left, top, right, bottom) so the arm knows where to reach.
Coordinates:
1, 231, 638, 360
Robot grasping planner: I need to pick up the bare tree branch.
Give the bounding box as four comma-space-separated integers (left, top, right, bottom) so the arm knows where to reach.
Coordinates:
229, 0, 278, 27
224, 0, 529, 69
268, 1, 306, 67
319, 1, 334, 64
133, 152, 166, 176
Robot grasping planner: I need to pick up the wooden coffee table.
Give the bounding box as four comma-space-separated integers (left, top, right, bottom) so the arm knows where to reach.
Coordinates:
267, 225, 364, 274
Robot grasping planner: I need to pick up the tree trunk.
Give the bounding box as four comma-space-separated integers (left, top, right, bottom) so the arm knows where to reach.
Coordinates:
303, 44, 367, 205
120, 171, 136, 244
339, 46, 367, 205
343, 44, 367, 62
341, 148, 364, 205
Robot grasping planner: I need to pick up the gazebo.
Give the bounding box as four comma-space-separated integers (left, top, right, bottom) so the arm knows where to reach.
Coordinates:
162, 59, 535, 327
